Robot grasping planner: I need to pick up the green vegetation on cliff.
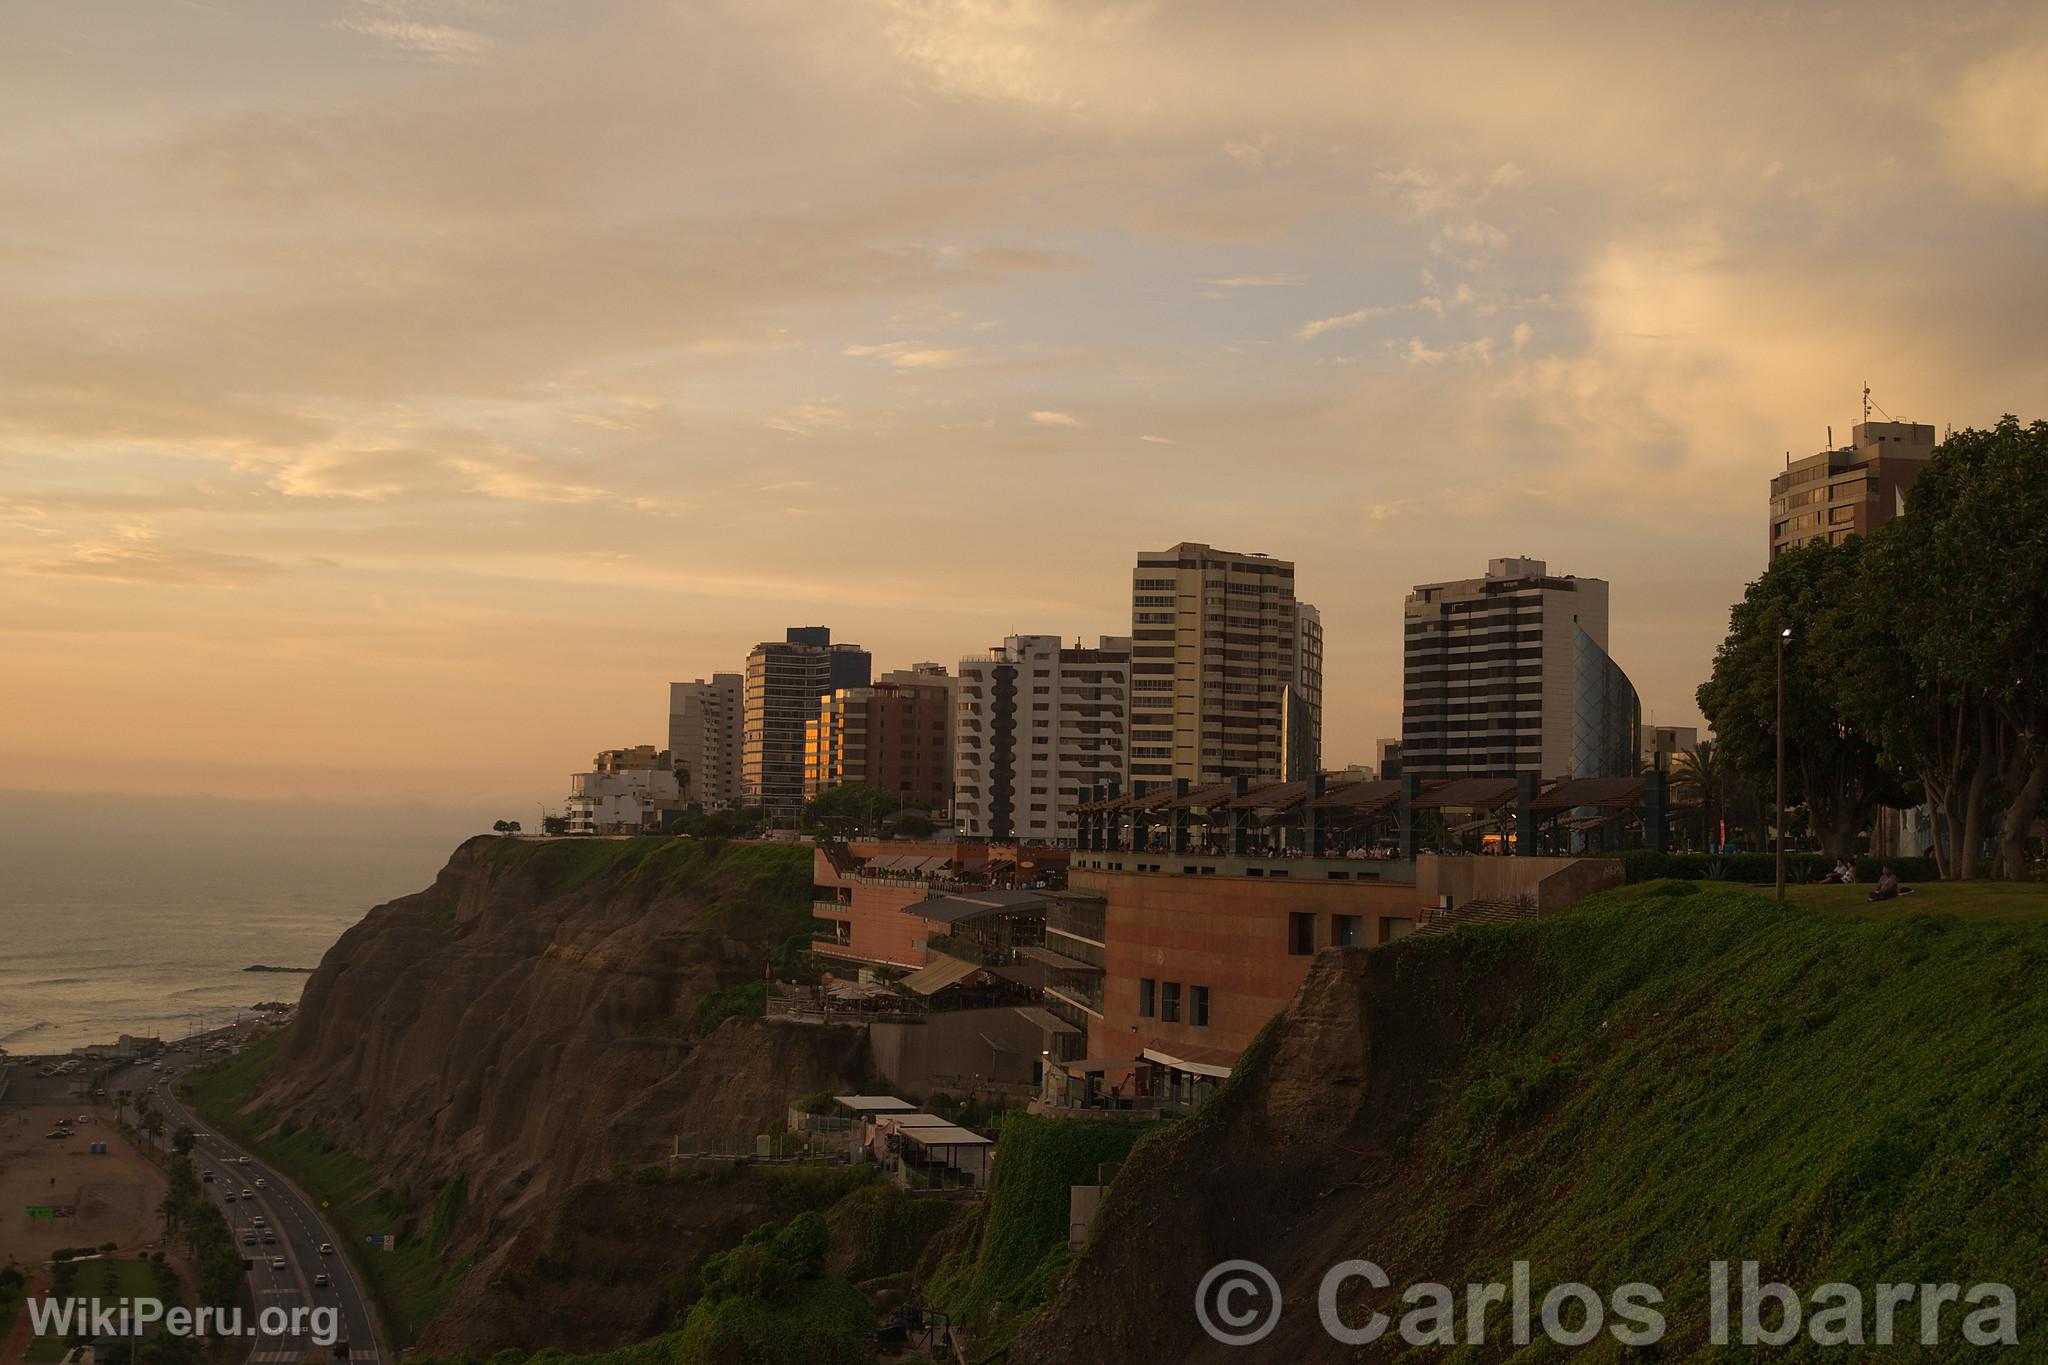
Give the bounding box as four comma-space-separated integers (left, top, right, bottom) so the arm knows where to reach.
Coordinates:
186, 1031, 466, 1344
1395, 882, 2048, 1345
1011, 879, 2048, 1361
926, 1113, 1160, 1339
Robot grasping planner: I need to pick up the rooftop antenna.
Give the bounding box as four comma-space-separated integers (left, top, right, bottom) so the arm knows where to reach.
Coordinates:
1862, 382, 1871, 422
1827, 424, 1833, 449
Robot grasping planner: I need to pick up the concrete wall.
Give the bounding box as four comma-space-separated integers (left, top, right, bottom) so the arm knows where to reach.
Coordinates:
869, 1007, 1047, 1097
1415, 854, 1623, 914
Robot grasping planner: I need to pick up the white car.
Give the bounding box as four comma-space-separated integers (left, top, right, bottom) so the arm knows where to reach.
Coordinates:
238, 1156, 251, 1166
253, 1178, 266, 1188
318, 1243, 333, 1255
270, 1256, 286, 1271
241, 1188, 253, 1199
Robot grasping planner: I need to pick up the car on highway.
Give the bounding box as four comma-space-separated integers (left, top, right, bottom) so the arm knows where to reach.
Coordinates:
237, 1156, 250, 1166
242, 1234, 257, 1247
262, 1233, 277, 1245
201, 1171, 214, 1183
251, 1216, 266, 1228
44, 1129, 69, 1140
313, 1272, 330, 1288
270, 1257, 287, 1271
254, 1177, 266, 1188
318, 1243, 332, 1255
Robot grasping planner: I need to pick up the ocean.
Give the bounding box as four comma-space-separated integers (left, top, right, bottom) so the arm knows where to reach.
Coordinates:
0, 792, 492, 1053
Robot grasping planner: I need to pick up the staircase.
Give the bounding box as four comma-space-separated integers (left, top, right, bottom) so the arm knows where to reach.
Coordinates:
1413, 895, 1538, 937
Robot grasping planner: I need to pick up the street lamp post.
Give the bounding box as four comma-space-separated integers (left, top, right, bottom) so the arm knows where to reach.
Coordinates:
1776, 626, 1792, 903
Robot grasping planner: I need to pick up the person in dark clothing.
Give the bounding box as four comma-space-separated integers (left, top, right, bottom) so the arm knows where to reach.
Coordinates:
1867, 866, 1909, 902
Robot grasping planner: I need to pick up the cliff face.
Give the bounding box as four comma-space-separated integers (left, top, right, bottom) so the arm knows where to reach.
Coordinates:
252, 836, 871, 1351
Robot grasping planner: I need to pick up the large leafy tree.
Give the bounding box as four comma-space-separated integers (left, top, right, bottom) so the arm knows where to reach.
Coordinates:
1697, 536, 1908, 861
1849, 416, 2048, 878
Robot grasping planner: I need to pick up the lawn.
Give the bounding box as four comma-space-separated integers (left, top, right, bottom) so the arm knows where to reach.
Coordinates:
25, 1258, 170, 1361
1696, 877, 2048, 924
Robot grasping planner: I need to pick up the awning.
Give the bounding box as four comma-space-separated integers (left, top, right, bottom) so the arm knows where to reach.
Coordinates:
897, 955, 984, 995
898, 1122, 993, 1148
1012, 1006, 1081, 1036
833, 1094, 915, 1113
1141, 1040, 1239, 1078
910, 888, 1052, 925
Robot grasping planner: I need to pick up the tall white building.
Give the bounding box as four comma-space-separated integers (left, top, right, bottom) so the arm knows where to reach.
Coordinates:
565, 767, 685, 835
669, 674, 743, 808
1400, 557, 1639, 781
1128, 542, 1307, 790
955, 635, 1131, 843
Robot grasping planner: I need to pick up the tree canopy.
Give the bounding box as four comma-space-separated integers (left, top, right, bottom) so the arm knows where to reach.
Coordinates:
1699, 416, 2048, 877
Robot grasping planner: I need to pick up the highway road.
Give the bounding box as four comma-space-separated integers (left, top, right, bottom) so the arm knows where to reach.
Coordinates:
114, 1054, 384, 1365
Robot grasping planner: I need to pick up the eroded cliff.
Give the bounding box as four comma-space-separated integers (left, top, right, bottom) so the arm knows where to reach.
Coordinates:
236, 835, 873, 1352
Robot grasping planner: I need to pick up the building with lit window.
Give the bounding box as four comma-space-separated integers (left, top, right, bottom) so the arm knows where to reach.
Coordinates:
744, 627, 871, 816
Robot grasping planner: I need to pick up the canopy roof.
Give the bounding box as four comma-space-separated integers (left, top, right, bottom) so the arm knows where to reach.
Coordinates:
910, 888, 1052, 925
1529, 776, 1647, 813
896, 956, 983, 995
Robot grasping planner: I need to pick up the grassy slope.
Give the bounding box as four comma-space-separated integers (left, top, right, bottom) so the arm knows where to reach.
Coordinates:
186, 1031, 464, 1344
25, 1259, 167, 1361
1383, 879, 2048, 1359
183, 838, 817, 1348
1734, 877, 2048, 924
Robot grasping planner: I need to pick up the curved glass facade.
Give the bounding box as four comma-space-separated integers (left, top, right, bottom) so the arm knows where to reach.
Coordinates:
1571, 624, 1641, 778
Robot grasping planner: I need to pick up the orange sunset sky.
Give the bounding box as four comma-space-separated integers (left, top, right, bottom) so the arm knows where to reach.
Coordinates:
4, 1, 2045, 807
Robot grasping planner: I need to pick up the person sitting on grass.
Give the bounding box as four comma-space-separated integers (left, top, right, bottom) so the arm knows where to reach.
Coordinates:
1867, 865, 1911, 902
1820, 858, 1853, 884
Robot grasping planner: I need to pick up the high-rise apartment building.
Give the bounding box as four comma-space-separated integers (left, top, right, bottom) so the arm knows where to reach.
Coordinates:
669, 673, 743, 808
1128, 543, 1306, 790
1401, 557, 1638, 781
955, 635, 1131, 842
805, 665, 957, 816
1284, 601, 1324, 779
1769, 420, 1937, 558
743, 626, 871, 816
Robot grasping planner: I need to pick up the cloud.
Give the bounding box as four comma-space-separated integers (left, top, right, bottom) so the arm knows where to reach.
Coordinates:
764, 402, 855, 436
332, 9, 490, 60
844, 341, 975, 369
1030, 410, 1081, 426
35, 529, 285, 586
1935, 44, 2048, 200
1204, 273, 1306, 289
1296, 307, 1386, 342
1431, 220, 1511, 269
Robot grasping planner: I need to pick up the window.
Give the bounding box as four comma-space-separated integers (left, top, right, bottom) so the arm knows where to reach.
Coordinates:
1160, 981, 1182, 1023
1191, 985, 1210, 1027
1333, 915, 1363, 948
1288, 912, 1315, 955
1138, 977, 1155, 1017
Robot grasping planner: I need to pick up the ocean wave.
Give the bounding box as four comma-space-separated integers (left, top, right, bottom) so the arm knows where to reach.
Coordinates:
20, 976, 92, 988
0, 1019, 55, 1045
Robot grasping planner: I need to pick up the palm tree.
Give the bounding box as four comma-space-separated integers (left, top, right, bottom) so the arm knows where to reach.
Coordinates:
1672, 741, 1725, 852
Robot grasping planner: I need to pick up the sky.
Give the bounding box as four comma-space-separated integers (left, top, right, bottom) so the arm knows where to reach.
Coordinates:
3, 0, 2045, 809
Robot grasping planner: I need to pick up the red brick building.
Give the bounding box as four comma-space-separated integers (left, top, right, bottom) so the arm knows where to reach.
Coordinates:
805, 670, 956, 817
